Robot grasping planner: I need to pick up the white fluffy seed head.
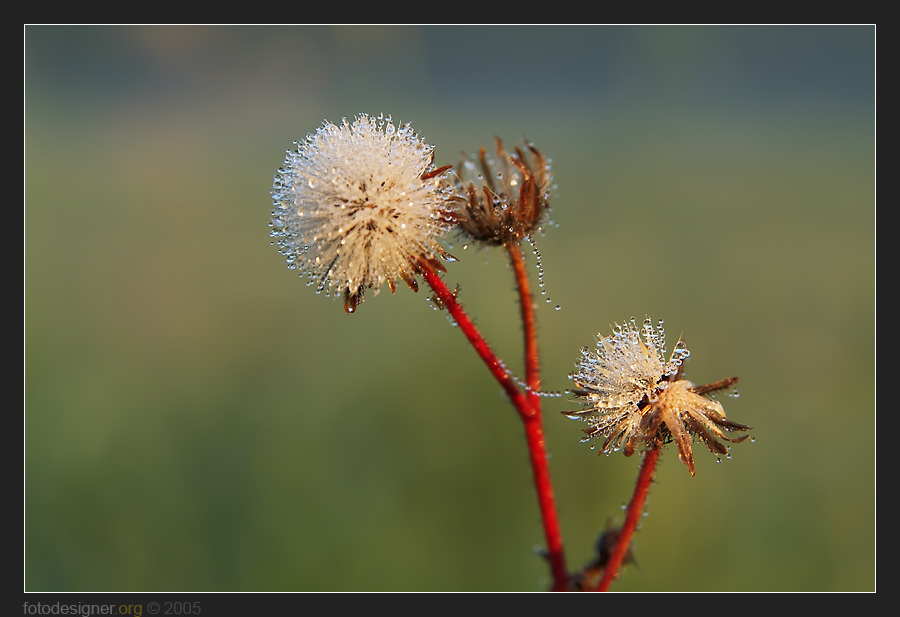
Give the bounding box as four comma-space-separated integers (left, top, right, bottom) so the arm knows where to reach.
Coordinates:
569, 317, 687, 421
270, 114, 454, 312
566, 317, 750, 475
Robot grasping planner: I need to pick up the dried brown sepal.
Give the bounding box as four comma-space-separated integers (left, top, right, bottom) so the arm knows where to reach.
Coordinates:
343, 288, 364, 314
690, 376, 738, 397
398, 269, 419, 293
655, 394, 698, 475
581, 425, 602, 439
415, 254, 447, 275
421, 164, 453, 181
654, 379, 752, 476
567, 389, 591, 399
683, 414, 729, 455
436, 208, 464, 227
451, 137, 552, 246
717, 418, 754, 434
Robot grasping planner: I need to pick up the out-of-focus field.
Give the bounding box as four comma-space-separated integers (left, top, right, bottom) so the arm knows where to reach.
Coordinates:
25, 25, 874, 591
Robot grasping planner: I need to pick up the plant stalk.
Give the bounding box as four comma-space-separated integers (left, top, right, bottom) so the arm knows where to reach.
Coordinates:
421, 263, 569, 591
595, 446, 660, 591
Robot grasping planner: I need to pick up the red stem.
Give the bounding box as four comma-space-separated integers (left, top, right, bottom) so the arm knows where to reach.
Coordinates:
506, 244, 568, 591
595, 446, 660, 591
420, 263, 569, 591
506, 244, 541, 401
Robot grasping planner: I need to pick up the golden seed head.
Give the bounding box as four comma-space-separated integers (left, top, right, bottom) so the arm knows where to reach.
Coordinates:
566, 317, 751, 475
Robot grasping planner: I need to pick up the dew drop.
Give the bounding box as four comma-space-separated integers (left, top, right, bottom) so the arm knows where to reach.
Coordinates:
524, 235, 561, 313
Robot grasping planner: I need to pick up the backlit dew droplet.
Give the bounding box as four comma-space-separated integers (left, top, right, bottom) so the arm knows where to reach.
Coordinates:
525, 235, 560, 313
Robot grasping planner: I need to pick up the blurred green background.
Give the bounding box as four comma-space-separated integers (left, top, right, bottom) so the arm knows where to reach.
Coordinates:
25, 25, 874, 591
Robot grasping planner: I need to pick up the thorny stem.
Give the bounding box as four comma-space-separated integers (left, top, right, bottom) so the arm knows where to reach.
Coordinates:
594, 446, 660, 591
420, 263, 569, 592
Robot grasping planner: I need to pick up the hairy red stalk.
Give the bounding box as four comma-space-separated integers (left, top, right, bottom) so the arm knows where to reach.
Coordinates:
595, 446, 660, 592
420, 263, 569, 591
506, 243, 568, 591
506, 244, 541, 401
